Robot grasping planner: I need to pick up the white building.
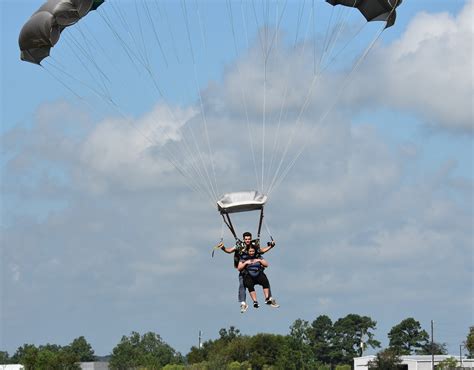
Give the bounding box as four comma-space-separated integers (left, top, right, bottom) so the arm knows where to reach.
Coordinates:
0, 363, 109, 370
79, 362, 109, 369
354, 355, 474, 370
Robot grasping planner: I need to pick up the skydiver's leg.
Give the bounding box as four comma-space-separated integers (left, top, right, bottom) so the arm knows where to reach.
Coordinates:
243, 274, 259, 308
249, 290, 257, 303
238, 272, 246, 303
256, 273, 271, 300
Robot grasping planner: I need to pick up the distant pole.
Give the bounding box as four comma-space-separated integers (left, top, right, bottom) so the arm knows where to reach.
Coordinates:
198, 330, 202, 349
431, 320, 434, 370
460, 344, 463, 367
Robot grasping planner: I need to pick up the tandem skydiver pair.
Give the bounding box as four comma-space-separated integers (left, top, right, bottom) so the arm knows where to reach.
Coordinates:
219, 232, 279, 313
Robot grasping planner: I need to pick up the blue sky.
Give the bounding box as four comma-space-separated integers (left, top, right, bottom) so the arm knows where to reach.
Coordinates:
1, 0, 473, 359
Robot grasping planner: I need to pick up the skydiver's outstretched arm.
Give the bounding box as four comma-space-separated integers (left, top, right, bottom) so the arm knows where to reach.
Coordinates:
217, 242, 236, 254
260, 240, 275, 254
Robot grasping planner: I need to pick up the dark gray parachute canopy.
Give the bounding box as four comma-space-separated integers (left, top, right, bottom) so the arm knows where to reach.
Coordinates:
326, 0, 402, 28
19, 0, 104, 64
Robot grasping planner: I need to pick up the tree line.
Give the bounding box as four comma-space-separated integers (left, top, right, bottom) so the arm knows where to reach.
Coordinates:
1, 316, 473, 370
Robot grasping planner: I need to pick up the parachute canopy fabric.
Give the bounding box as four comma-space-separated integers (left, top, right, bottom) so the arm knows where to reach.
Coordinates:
326, 0, 402, 28
19, 0, 104, 64
217, 191, 268, 214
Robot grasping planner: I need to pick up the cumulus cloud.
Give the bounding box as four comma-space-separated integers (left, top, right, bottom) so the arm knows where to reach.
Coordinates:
351, 1, 473, 132
77, 104, 198, 193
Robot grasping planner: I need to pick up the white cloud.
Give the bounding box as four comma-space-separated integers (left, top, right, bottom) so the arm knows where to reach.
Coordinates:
77, 104, 197, 193
353, 1, 474, 131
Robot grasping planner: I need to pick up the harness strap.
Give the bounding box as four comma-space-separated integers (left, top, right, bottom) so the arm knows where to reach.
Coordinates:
221, 212, 238, 241
257, 207, 264, 239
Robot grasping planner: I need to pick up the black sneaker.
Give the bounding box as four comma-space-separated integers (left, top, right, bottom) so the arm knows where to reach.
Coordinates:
265, 298, 280, 308
253, 301, 259, 308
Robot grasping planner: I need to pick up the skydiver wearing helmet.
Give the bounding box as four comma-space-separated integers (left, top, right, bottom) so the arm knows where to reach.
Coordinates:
219, 231, 277, 312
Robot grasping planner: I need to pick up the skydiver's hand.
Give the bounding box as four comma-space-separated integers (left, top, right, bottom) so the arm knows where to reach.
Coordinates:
267, 241, 275, 247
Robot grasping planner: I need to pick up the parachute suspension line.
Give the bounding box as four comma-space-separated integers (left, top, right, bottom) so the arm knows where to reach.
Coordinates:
181, 0, 195, 65
100, 2, 218, 203
133, 26, 209, 194
240, 0, 250, 51
72, 24, 113, 87
98, 8, 143, 75
41, 64, 87, 103
62, 32, 111, 100
194, 0, 207, 51
322, 22, 366, 72
102, 93, 218, 206
265, 0, 288, 60
312, 0, 317, 75
265, 4, 320, 195
226, 0, 260, 193
320, 8, 354, 70
263, 219, 273, 242
265, 0, 323, 194
251, 0, 271, 194
193, 64, 220, 201
75, 12, 217, 204
133, 0, 151, 71
48, 58, 213, 205
108, 104, 217, 207
264, 1, 293, 195
180, 0, 220, 202
261, 0, 289, 195
220, 221, 225, 241
43, 58, 116, 107
142, 0, 169, 68
153, 0, 180, 64
262, 43, 267, 195
188, 0, 220, 201
268, 23, 387, 196
110, 1, 147, 68
294, 0, 307, 46
267, 4, 356, 195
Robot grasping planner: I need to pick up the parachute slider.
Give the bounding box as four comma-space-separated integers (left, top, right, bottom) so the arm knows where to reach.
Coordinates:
217, 191, 267, 241
217, 191, 267, 214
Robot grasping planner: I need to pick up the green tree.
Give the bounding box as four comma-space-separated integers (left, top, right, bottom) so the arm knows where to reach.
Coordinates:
248, 333, 286, 370
331, 314, 381, 364
11, 343, 79, 370
368, 348, 402, 370
187, 326, 249, 367
11, 344, 39, 369
0, 351, 10, 364
417, 342, 448, 355
466, 326, 474, 358
65, 336, 95, 361
388, 318, 429, 355
436, 357, 458, 369
307, 315, 334, 365
279, 319, 316, 369
219, 326, 241, 342
109, 331, 182, 370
